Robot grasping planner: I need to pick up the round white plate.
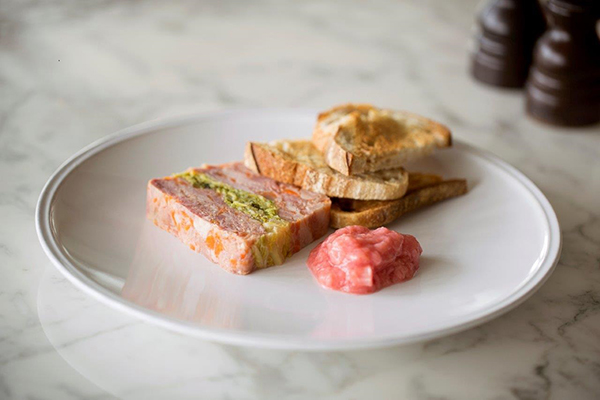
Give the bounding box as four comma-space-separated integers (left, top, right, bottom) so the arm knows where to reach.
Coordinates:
36, 110, 561, 350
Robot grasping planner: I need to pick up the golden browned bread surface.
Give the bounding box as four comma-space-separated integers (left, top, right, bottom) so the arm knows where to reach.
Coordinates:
313, 104, 452, 176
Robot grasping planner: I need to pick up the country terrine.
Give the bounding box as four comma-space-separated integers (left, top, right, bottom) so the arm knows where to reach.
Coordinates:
147, 162, 331, 275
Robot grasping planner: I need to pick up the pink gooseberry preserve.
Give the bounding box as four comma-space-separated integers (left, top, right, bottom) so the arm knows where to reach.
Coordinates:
307, 225, 422, 294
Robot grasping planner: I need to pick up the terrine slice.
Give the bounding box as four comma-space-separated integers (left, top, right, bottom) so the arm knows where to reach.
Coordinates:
147, 162, 331, 275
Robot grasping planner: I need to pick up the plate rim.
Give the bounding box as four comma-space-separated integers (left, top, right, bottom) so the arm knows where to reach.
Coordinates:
36, 109, 562, 351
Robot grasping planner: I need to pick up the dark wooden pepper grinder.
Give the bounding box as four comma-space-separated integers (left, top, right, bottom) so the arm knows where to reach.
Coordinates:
525, 0, 600, 126
471, 0, 546, 88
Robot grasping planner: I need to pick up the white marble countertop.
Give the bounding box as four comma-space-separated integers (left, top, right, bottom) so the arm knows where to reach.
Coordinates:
2, 0, 600, 399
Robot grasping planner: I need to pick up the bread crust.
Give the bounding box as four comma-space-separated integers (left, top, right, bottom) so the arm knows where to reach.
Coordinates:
330, 179, 467, 228
244, 141, 409, 200
313, 104, 452, 176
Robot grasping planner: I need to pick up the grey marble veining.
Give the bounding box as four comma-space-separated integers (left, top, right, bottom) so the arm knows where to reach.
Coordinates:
1, 0, 600, 399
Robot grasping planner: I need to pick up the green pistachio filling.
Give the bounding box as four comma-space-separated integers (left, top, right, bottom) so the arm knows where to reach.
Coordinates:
174, 170, 292, 268
175, 171, 285, 225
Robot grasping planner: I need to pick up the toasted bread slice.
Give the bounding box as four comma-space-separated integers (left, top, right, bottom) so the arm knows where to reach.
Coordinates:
313, 104, 452, 176
244, 140, 410, 200
406, 172, 444, 192
330, 179, 467, 228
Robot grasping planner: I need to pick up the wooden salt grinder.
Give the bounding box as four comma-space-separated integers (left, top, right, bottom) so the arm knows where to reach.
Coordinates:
525, 0, 600, 126
471, 0, 546, 88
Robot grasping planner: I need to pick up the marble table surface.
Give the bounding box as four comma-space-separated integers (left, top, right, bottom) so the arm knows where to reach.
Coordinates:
2, 0, 600, 399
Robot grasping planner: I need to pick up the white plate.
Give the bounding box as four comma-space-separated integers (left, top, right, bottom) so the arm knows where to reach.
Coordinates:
36, 110, 561, 350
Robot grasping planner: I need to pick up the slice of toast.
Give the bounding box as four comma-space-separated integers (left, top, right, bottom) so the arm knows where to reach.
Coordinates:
406, 172, 444, 192
313, 104, 452, 176
244, 140, 410, 200
330, 179, 467, 228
